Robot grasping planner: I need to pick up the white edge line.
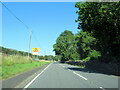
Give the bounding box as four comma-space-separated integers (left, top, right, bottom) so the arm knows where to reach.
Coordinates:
73, 71, 88, 80
23, 63, 52, 89
99, 87, 106, 90
59, 64, 65, 68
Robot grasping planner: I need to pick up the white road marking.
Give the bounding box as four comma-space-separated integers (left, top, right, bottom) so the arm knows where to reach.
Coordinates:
23, 63, 52, 89
68, 69, 71, 71
59, 64, 63, 66
62, 66, 65, 68
73, 71, 88, 80
99, 87, 106, 90
59, 64, 65, 68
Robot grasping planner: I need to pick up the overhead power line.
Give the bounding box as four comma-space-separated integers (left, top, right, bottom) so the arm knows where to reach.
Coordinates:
1, 1, 41, 44
32, 32, 42, 47
0, 1, 31, 30
1, 1, 42, 57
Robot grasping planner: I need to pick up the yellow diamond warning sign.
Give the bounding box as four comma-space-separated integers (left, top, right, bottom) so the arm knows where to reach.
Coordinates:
32, 48, 40, 52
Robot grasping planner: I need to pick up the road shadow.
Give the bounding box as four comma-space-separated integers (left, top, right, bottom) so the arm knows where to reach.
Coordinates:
67, 67, 94, 73
67, 67, 119, 76
65, 60, 120, 76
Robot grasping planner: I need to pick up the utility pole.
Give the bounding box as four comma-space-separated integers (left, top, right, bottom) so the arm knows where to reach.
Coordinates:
44, 50, 46, 56
28, 30, 32, 59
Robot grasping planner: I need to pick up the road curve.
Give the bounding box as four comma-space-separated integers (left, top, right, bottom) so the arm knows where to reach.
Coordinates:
24, 62, 119, 89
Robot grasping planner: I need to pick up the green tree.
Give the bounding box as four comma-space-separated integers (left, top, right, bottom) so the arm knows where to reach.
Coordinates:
75, 2, 120, 62
39, 55, 44, 60
75, 31, 100, 60
53, 30, 79, 62
53, 55, 61, 61
0, 46, 2, 52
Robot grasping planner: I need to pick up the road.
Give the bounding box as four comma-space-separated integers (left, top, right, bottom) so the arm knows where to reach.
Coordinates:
23, 62, 119, 89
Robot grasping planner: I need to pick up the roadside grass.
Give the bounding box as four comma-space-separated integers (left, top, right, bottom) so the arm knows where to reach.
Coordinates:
0, 53, 2, 66
0, 54, 51, 79
0, 66, 2, 80
2, 54, 32, 66
2, 61, 50, 79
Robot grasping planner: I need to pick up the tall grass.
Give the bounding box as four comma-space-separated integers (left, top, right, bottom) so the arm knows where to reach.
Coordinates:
0, 53, 2, 66
2, 54, 32, 66
1, 54, 51, 79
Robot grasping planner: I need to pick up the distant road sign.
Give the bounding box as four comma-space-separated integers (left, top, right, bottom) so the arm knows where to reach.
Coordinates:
32, 48, 40, 52
32, 48, 40, 55
32, 52, 39, 55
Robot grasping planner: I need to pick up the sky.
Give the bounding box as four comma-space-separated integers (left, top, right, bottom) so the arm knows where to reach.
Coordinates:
2, 2, 80, 56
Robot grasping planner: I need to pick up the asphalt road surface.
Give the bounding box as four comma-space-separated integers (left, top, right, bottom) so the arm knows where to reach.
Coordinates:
23, 62, 118, 89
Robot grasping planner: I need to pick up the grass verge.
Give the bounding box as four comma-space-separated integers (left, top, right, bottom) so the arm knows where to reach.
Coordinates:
0, 54, 51, 79
1, 61, 50, 79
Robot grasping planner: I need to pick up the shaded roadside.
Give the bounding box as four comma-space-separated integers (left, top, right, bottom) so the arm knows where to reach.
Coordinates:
65, 60, 120, 76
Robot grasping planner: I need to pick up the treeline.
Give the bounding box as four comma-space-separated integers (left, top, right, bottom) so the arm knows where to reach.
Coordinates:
0, 46, 56, 60
53, 2, 120, 63
38, 55, 60, 61
0, 46, 32, 56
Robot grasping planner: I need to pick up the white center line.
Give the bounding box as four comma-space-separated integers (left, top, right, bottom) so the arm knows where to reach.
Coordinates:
73, 71, 88, 80
23, 63, 52, 89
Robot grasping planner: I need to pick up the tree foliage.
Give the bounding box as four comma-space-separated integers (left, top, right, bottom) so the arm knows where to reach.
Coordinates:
75, 2, 120, 63
1, 46, 29, 56
1, 46, 55, 61
53, 30, 80, 62
75, 31, 101, 60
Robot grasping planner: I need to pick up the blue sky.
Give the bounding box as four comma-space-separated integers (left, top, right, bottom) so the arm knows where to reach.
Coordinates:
2, 2, 79, 56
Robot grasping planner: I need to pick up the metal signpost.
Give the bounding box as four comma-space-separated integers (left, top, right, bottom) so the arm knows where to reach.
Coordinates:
32, 48, 40, 60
